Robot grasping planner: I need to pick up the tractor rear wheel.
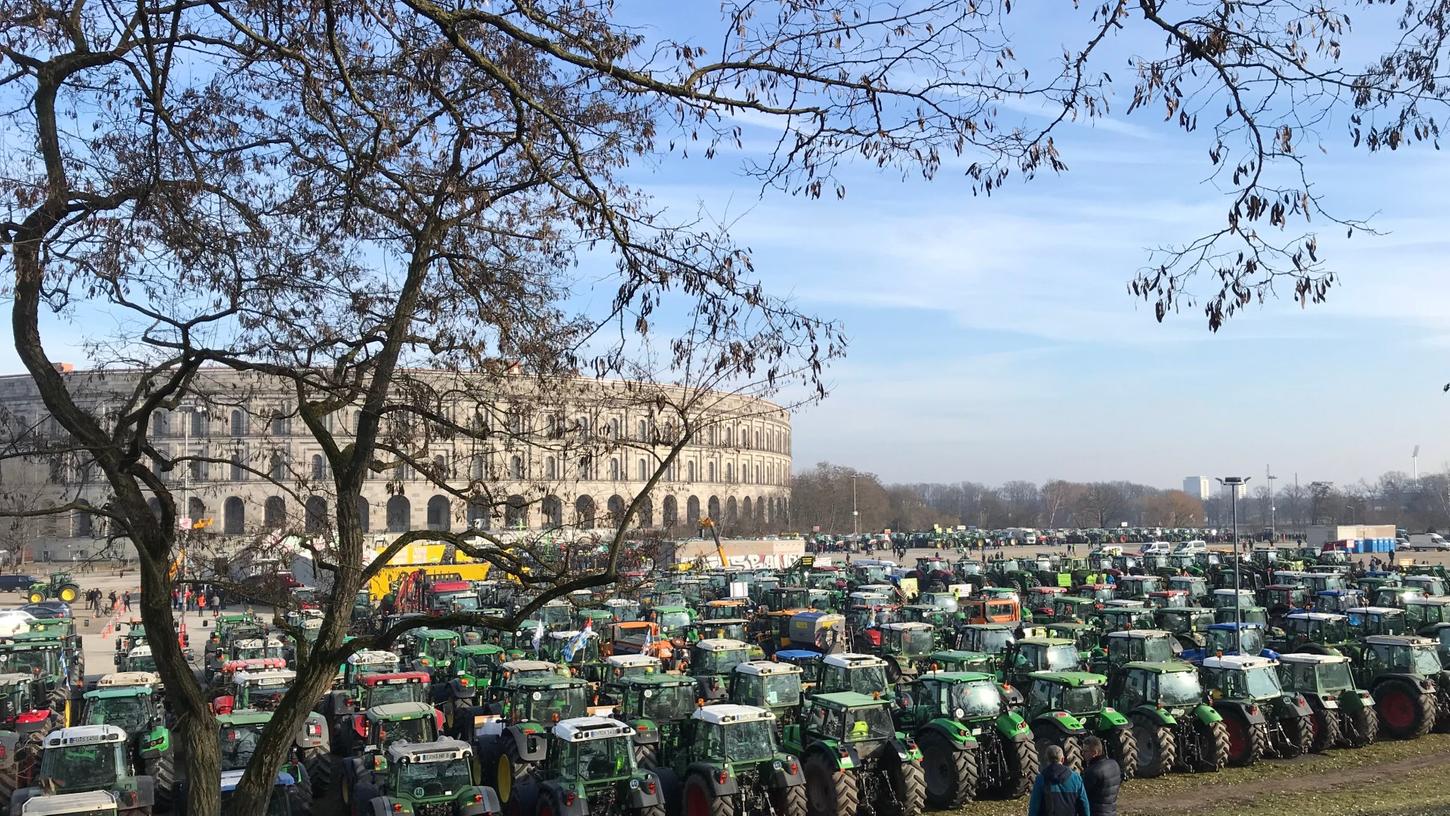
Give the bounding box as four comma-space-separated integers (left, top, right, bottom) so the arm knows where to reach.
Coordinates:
1374, 679, 1434, 739
1272, 714, 1311, 758
144, 751, 177, 811
1222, 715, 1259, 767
803, 752, 857, 816
998, 737, 1037, 799
918, 730, 976, 809
1308, 708, 1340, 753
633, 742, 658, 770
768, 780, 808, 816
495, 737, 538, 805
1193, 720, 1228, 772
1103, 726, 1138, 781
683, 773, 734, 816
1342, 705, 1378, 747
883, 755, 925, 816
1129, 715, 1175, 779
300, 746, 333, 799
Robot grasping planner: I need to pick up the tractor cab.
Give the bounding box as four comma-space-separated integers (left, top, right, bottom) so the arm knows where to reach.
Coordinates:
214, 669, 298, 714
16, 725, 133, 804
612, 672, 700, 763
816, 653, 891, 698
1303, 573, 1347, 594
1263, 584, 1311, 615
342, 650, 402, 689
1280, 611, 1351, 652
1100, 606, 1156, 634
1113, 575, 1162, 600
0, 672, 55, 730
356, 672, 432, 709
1315, 589, 1367, 615
12, 791, 119, 816
953, 623, 1016, 657
1145, 590, 1190, 610
1153, 607, 1215, 647
647, 606, 695, 640
1373, 586, 1427, 609
454, 644, 506, 686
1346, 607, 1408, 638
350, 701, 442, 755
1101, 630, 1179, 672
1005, 638, 1081, 686
1211, 589, 1255, 611
1199, 655, 1295, 705
729, 661, 803, 723
494, 675, 591, 728
602, 653, 662, 682
230, 637, 288, 664
1404, 598, 1450, 635
703, 599, 752, 621
1404, 575, 1448, 598
878, 622, 936, 666
1050, 596, 1101, 624
540, 717, 661, 812
1168, 576, 1210, 604
399, 628, 460, 678
958, 596, 1021, 626
364, 739, 498, 816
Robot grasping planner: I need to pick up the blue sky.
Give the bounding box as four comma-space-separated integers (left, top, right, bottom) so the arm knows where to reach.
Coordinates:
6, 4, 1446, 491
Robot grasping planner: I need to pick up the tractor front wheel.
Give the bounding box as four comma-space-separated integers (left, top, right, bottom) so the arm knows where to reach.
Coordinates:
917, 730, 976, 809
683, 773, 734, 816
495, 738, 538, 805
1342, 705, 1379, 748
1374, 679, 1434, 739
1308, 708, 1341, 753
26, 592, 42, 604
1193, 719, 1228, 772
803, 752, 858, 816
1103, 726, 1138, 781
1129, 715, 1175, 779
57, 585, 78, 603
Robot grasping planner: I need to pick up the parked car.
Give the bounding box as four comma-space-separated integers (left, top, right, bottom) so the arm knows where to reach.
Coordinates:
1406, 534, 1449, 552
0, 574, 37, 593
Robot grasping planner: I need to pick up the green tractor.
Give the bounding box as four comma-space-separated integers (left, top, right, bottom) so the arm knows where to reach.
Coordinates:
211, 673, 333, 798
877, 623, 937, 683
8, 725, 154, 816
209, 710, 318, 806
1277, 653, 1378, 750
26, 574, 79, 605
1197, 655, 1312, 766
80, 684, 175, 809
479, 674, 592, 809
894, 671, 1036, 807
0, 638, 81, 726
688, 639, 751, 703
782, 692, 925, 816
1022, 671, 1137, 778
1002, 638, 1082, 688
505, 717, 665, 816
729, 661, 804, 731
1105, 661, 1227, 778
1351, 634, 1449, 739
655, 704, 806, 816
0, 672, 66, 804
614, 673, 699, 767
349, 738, 501, 816
816, 653, 892, 698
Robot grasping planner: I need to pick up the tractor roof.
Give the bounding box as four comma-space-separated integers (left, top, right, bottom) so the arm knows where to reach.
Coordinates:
411, 629, 461, 640
366, 701, 436, 721
347, 650, 399, 666
17, 791, 118, 815
429, 581, 472, 593
0, 672, 34, 686
961, 622, 1015, 631
693, 704, 774, 726
387, 737, 472, 763
1027, 671, 1107, 687
1207, 622, 1264, 631
1201, 655, 1277, 671
1018, 637, 1075, 647
1346, 607, 1403, 615
84, 685, 153, 700
919, 670, 996, 684
96, 672, 161, 688
1122, 661, 1195, 674
822, 653, 887, 669
360, 672, 429, 686
233, 638, 284, 649
220, 769, 297, 793
620, 672, 695, 688
1105, 629, 1173, 640
234, 669, 295, 685
129, 645, 153, 656
693, 638, 749, 651
880, 622, 933, 631
1102, 600, 1147, 609
510, 674, 586, 689
1277, 652, 1350, 666
810, 691, 890, 709
456, 644, 504, 655
552, 716, 633, 742
1286, 612, 1347, 622
501, 659, 560, 673
734, 660, 803, 677
604, 654, 660, 669
1365, 635, 1434, 647
218, 711, 274, 726
44, 724, 125, 749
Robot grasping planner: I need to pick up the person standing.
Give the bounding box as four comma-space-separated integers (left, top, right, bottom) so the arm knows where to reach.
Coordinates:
107, 590, 117, 613
122, 590, 132, 612
1027, 744, 1090, 816
1082, 736, 1120, 816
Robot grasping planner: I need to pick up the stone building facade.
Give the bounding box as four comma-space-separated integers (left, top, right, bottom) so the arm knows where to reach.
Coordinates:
0, 369, 791, 544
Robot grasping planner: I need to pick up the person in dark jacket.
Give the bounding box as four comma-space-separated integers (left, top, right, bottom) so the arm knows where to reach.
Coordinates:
1082, 736, 1121, 816
1028, 744, 1090, 816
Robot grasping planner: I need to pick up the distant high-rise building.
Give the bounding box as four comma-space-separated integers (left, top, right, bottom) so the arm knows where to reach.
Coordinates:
1183, 476, 1211, 501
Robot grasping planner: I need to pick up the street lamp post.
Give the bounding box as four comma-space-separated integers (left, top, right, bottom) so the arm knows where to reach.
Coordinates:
1266, 467, 1277, 541
1217, 475, 1251, 652
851, 475, 860, 538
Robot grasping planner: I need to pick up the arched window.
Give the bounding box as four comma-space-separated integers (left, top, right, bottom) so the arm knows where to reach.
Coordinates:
541, 495, 563, 528
187, 497, 206, 524
427, 495, 451, 531
469, 457, 484, 481
607, 494, 626, 524
188, 460, 206, 483
708, 496, 720, 521
311, 454, 326, 481
686, 495, 701, 527
271, 414, 290, 437
264, 496, 286, 528
686, 461, 696, 482
467, 500, 491, 530
73, 511, 94, 538
666, 460, 678, 481
305, 496, 328, 534
637, 419, 647, 440
355, 496, 371, 533
386, 495, 411, 531
610, 417, 622, 439
510, 455, 524, 480
638, 458, 648, 481
575, 495, 596, 528
725, 463, 734, 483
609, 458, 620, 481
742, 497, 753, 525
726, 497, 738, 524
223, 497, 245, 534
662, 496, 678, 529
230, 410, 247, 436
506, 495, 528, 528
756, 495, 766, 523
579, 455, 594, 481
190, 410, 207, 438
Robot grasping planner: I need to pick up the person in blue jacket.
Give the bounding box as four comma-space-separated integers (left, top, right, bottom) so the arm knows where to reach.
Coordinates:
1028, 744, 1091, 816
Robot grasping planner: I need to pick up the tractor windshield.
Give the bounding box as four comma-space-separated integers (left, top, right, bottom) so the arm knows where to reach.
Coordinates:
707, 719, 776, 763
1060, 685, 1105, 714
220, 724, 265, 770
824, 664, 889, 697
2, 649, 55, 675
894, 628, 934, 657
1156, 672, 1204, 707
365, 682, 425, 707
735, 674, 800, 709
245, 682, 291, 710
1318, 661, 1354, 693
377, 716, 433, 747
696, 649, 748, 676
41, 742, 122, 792
1413, 647, 1443, 676
1241, 667, 1283, 699
949, 681, 1004, 720
128, 653, 159, 672
398, 757, 473, 796
1041, 645, 1080, 671
85, 695, 150, 733
516, 686, 588, 723
562, 737, 632, 782
657, 611, 692, 633
841, 706, 894, 742
436, 593, 480, 612
637, 685, 696, 721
